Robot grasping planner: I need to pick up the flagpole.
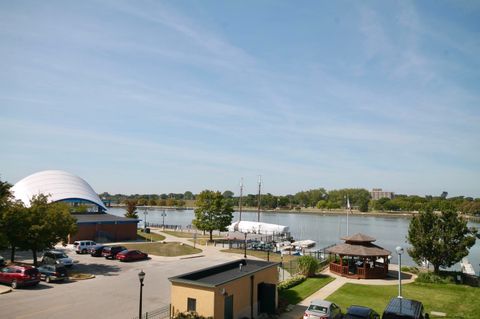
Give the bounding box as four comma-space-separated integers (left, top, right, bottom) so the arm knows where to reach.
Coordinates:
346, 196, 350, 236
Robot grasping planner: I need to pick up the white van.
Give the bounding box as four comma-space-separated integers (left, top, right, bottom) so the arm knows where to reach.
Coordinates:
73, 240, 97, 254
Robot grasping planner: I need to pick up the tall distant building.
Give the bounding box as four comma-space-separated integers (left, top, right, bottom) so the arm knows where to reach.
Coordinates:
370, 188, 395, 200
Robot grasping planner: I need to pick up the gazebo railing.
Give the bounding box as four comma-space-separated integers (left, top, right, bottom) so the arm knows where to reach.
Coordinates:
330, 262, 348, 275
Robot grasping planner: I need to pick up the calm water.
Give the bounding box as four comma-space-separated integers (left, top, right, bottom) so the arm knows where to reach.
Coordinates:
108, 207, 480, 274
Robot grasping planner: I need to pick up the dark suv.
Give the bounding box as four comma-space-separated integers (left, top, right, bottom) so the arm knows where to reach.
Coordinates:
90, 245, 107, 257
102, 246, 127, 259
382, 298, 429, 319
0, 265, 40, 289
37, 264, 68, 283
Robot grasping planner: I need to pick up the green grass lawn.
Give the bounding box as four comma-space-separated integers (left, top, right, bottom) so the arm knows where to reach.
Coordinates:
279, 275, 335, 305
123, 242, 202, 257
136, 230, 166, 242
327, 282, 480, 319
161, 230, 221, 239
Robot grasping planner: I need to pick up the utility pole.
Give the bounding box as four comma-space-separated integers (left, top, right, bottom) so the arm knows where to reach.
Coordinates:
239, 178, 244, 221
257, 175, 262, 222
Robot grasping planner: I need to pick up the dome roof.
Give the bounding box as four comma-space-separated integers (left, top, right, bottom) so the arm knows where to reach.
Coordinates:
11, 170, 107, 210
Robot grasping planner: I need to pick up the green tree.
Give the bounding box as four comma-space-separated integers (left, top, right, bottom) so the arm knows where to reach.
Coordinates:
2, 201, 30, 262
407, 209, 477, 274
297, 255, 319, 277
0, 178, 13, 250
192, 190, 234, 241
222, 190, 234, 198
124, 199, 139, 219
21, 195, 77, 266
184, 191, 195, 200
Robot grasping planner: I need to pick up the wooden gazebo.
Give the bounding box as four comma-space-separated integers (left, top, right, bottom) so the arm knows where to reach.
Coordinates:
327, 233, 391, 279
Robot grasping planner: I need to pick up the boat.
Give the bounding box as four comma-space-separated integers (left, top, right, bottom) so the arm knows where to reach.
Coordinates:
291, 239, 316, 249
227, 220, 289, 235
461, 258, 476, 276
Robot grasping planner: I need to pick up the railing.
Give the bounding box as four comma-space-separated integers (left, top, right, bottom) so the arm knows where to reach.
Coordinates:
131, 305, 170, 319
329, 262, 348, 275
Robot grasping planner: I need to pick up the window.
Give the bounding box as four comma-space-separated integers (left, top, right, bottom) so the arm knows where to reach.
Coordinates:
187, 298, 196, 312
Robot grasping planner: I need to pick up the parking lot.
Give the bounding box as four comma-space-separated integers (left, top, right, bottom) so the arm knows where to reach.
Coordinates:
0, 245, 239, 319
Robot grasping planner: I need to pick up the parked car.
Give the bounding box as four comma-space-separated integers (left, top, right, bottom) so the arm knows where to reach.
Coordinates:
102, 246, 127, 259
37, 264, 68, 283
382, 298, 429, 319
90, 245, 107, 257
74, 240, 97, 254
345, 305, 380, 319
115, 250, 148, 262
0, 265, 40, 289
42, 250, 74, 267
303, 299, 342, 319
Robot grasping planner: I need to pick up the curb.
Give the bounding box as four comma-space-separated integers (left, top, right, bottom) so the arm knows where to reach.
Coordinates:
0, 287, 12, 295
69, 274, 96, 281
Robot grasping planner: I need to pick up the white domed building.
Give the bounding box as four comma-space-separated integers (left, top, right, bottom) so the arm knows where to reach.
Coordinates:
12, 170, 139, 243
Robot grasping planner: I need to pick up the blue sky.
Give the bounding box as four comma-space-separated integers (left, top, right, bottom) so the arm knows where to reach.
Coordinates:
1, 0, 479, 197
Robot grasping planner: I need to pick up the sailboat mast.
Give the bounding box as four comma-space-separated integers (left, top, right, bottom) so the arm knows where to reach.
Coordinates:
257, 175, 262, 222
239, 178, 244, 222
346, 195, 350, 236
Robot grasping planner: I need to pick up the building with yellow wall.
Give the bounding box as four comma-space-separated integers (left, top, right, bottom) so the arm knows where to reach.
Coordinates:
169, 259, 279, 319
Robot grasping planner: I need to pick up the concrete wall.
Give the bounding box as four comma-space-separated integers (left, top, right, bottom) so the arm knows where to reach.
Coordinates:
171, 265, 278, 319
171, 284, 215, 317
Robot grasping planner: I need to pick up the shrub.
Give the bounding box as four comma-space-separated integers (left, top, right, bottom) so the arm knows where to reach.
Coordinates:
416, 272, 454, 284
278, 275, 306, 291
297, 255, 319, 277
401, 266, 420, 274
173, 312, 212, 319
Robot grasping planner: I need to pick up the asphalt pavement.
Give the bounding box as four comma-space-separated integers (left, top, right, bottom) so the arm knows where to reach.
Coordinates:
0, 235, 243, 319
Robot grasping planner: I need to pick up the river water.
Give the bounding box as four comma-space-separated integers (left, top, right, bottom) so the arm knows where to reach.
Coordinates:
108, 207, 480, 274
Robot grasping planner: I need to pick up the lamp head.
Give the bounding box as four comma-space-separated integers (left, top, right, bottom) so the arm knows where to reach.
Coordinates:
396, 246, 404, 255
138, 270, 146, 283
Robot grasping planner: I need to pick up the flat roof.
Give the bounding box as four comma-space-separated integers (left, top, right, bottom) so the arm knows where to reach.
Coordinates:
169, 259, 279, 288
72, 213, 139, 225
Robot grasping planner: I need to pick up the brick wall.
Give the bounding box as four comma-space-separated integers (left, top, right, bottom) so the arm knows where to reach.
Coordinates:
69, 223, 137, 243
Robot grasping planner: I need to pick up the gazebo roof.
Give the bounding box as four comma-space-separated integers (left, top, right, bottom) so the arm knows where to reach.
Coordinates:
341, 233, 376, 243
327, 242, 391, 257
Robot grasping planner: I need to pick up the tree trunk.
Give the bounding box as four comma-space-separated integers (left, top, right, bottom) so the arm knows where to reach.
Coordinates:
433, 264, 440, 274
209, 230, 213, 242
32, 249, 38, 267
10, 245, 15, 263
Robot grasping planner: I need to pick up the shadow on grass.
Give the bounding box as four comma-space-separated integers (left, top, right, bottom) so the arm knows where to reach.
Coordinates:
279, 288, 304, 305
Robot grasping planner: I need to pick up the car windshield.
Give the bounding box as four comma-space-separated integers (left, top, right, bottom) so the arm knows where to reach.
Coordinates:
54, 253, 68, 258
308, 305, 328, 313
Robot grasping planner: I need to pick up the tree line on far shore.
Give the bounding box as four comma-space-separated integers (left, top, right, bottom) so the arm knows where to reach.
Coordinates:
100, 188, 480, 215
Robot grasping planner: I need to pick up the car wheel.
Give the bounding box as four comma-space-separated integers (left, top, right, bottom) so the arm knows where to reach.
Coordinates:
82, 249, 87, 254
11, 280, 17, 289
46, 276, 51, 283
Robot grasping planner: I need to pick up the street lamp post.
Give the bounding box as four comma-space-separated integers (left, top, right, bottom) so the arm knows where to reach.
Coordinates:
161, 210, 167, 228
244, 232, 248, 258
143, 208, 148, 231
138, 270, 145, 319
396, 246, 404, 298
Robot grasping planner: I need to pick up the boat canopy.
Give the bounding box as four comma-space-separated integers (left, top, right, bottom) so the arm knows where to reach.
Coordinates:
227, 221, 289, 235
